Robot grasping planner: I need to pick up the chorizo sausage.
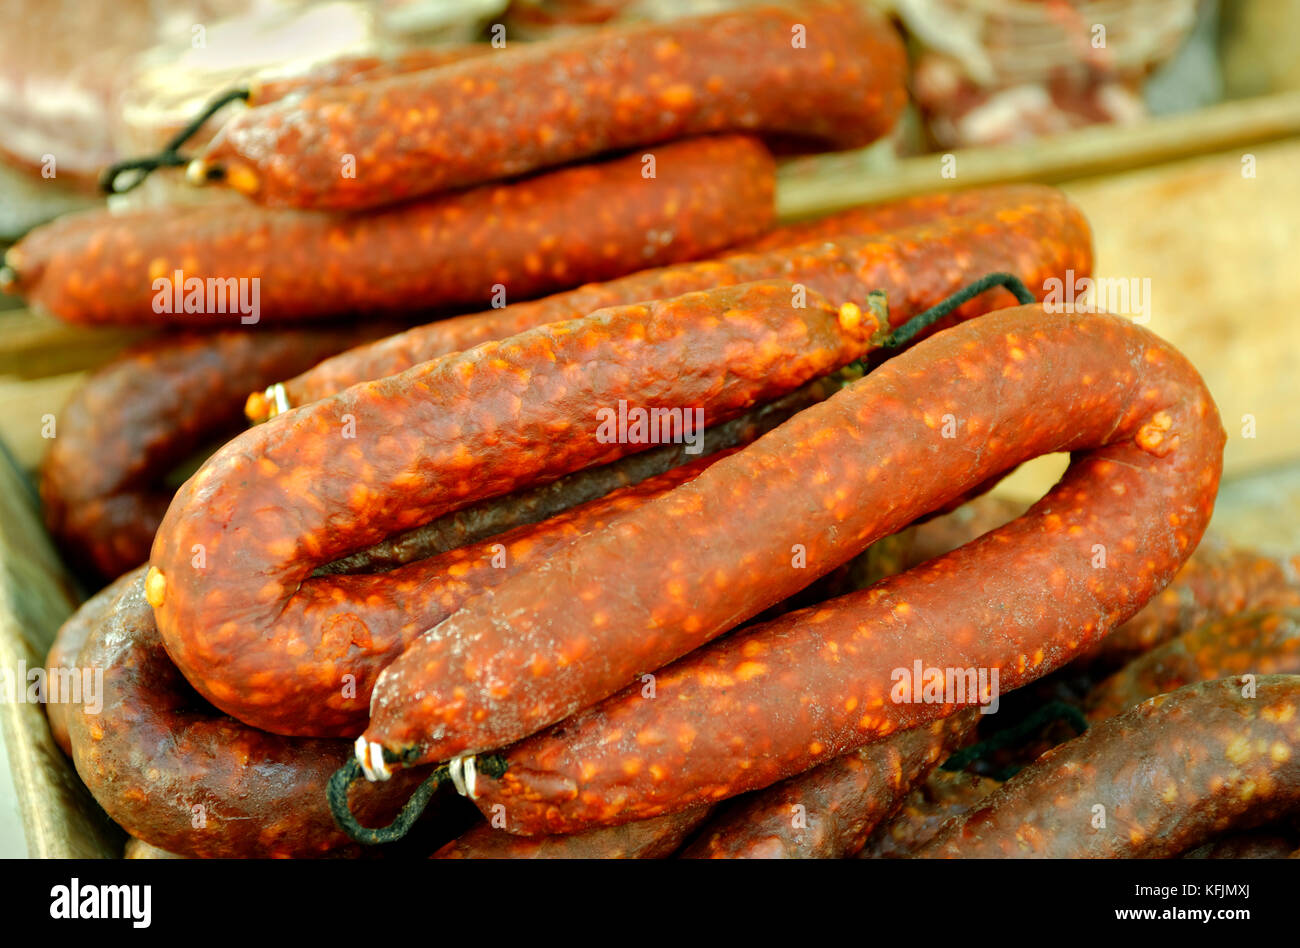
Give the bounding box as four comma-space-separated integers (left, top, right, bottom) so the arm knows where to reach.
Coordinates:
1086, 608, 1300, 721
257, 185, 1093, 417
191, 1, 905, 209
150, 280, 880, 736
1081, 538, 1300, 669
326, 376, 838, 575
41, 325, 390, 582
168, 451, 725, 738
5, 135, 773, 327
914, 676, 1300, 858
857, 769, 1003, 858
681, 710, 978, 859
44, 571, 139, 757
433, 807, 712, 859
65, 570, 437, 858
359, 306, 1223, 834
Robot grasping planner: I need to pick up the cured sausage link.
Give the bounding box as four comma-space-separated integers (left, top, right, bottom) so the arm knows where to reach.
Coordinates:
65, 571, 436, 858
7, 135, 773, 327
915, 676, 1300, 858
193, 0, 905, 209
147, 280, 881, 736
264, 185, 1092, 415
681, 711, 978, 858
354, 306, 1222, 836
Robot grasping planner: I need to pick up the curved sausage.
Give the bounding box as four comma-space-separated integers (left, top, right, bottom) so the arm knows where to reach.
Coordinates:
681, 710, 978, 859
363, 306, 1223, 834
5, 135, 773, 327
40, 326, 391, 582
169, 450, 728, 738
149, 280, 881, 736
260, 185, 1092, 416
1086, 608, 1300, 721
65, 570, 437, 858
433, 807, 711, 859
192, 1, 905, 209
915, 676, 1300, 858
44, 571, 139, 757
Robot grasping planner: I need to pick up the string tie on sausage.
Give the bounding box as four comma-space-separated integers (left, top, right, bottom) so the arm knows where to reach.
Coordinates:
882, 272, 1034, 349
99, 87, 250, 194
328, 752, 506, 844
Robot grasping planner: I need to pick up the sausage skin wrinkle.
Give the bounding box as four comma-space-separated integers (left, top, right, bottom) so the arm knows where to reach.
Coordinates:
360, 306, 1223, 836
148, 281, 882, 736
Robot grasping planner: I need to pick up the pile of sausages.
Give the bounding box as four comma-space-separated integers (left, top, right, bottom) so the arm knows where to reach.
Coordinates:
20, 1, 1300, 858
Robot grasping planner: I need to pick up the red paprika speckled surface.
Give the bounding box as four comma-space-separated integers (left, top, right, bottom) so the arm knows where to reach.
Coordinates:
148, 280, 880, 736
6, 135, 773, 327
195, 0, 905, 209
380, 307, 1224, 834
268, 184, 1092, 415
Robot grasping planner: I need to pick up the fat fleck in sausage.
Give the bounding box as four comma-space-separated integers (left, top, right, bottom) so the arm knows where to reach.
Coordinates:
65, 570, 437, 858
192, 1, 905, 209
1086, 608, 1300, 721
915, 676, 1300, 858
41, 325, 389, 581
433, 807, 712, 859
681, 710, 978, 858
148, 280, 881, 736
5, 135, 773, 327
359, 307, 1223, 833
258, 185, 1093, 416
